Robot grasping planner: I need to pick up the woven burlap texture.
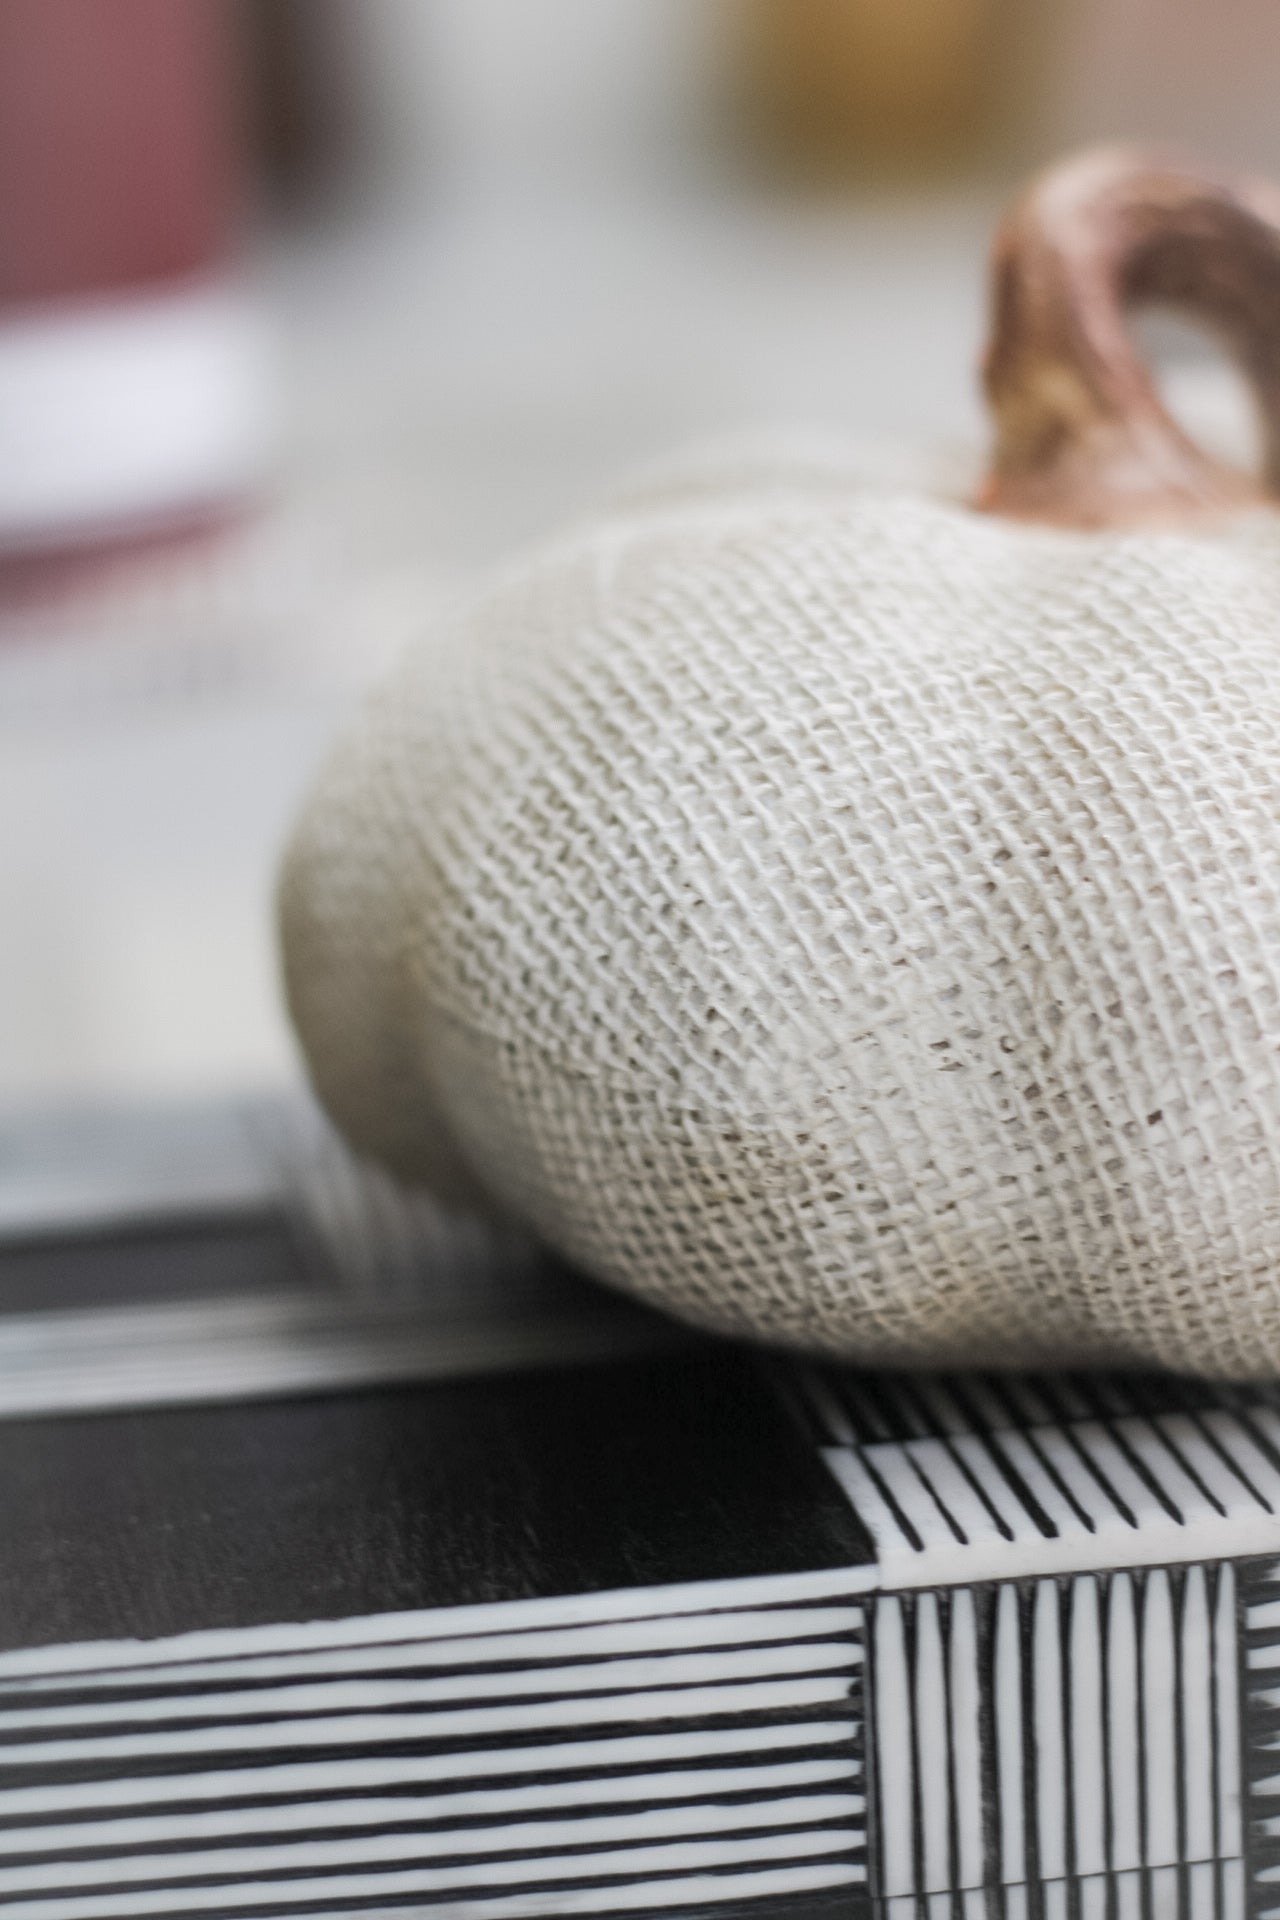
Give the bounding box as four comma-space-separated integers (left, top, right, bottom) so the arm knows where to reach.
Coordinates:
280, 444, 1280, 1374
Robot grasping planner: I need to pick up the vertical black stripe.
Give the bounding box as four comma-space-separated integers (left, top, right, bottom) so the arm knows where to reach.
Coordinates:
862, 1592, 886, 1909
941, 1589, 961, 1900
1100, 1570, 1115, 1888
1208, 1562, 1223, 1872
905, 1595, 926, 1901
979, 1582, 1002, 1897
1020, 1581, 1041, 1895
1136, 1569, 1151, 1881
1062, 1577, 1078, 1888
1171, 1566, 1187, 1875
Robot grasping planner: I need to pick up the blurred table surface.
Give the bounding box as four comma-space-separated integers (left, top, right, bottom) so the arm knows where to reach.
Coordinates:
0, 180, 1249, 1108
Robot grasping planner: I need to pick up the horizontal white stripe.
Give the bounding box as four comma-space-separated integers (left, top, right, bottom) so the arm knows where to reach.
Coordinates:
155, 1861, 868, 1920
0, 1642, 857, 1735
0, 281, 267, 541
0, 1566, 876, 1682
2, 1605, 864, 1697
0, 1756, 861, 1859
2, 1790, 865, 1895
0, 1677, 852, 1768
0, 1301, 673, 1420
0, 1826, 861, 1920
0, 1719, 858, 1822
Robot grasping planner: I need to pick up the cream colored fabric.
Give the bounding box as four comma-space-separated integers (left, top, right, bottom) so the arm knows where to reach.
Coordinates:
280, 443, 1280, 1374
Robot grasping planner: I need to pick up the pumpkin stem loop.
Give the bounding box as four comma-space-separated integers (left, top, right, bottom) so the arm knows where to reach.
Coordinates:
977, 145, 1280, 530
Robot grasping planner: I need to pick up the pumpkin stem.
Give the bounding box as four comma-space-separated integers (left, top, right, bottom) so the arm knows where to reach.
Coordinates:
976, 145, 1280, 529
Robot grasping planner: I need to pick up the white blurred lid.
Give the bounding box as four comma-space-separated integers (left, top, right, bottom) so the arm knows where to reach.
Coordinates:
0, 278, 271, 551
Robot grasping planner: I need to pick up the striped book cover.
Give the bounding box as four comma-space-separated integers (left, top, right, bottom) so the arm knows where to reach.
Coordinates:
3, 1095, 1280, 1918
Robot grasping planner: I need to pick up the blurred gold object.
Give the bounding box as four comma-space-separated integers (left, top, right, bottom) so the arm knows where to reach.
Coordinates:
728, 0, 1014, 179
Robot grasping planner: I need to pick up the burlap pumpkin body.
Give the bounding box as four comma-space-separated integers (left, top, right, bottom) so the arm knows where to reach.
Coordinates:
280, 442, 1280, 1375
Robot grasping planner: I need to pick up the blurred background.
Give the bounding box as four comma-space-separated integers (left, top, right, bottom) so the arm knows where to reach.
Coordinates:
1, 0, 1277, 1110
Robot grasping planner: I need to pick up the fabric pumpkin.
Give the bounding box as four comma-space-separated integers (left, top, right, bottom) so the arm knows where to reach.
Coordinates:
280, 149, 1280, 1374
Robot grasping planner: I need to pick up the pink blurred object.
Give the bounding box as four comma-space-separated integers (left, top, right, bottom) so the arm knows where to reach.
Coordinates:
0, 0, 268, 568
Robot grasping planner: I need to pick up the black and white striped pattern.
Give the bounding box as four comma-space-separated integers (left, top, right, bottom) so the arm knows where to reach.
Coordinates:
0, 1093, 673, 1420
803, 1366, 1280, 1585
0, 1586, 867, 1919
0, 1340, 873, 1917
869, 1862, 1246, 1918
1240, 1556, 1280, 1918
9, 1099, 1280, 1918
865, 1565, 1242, 1907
